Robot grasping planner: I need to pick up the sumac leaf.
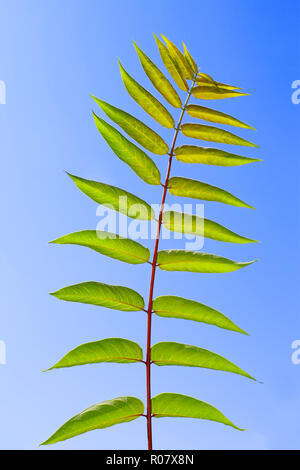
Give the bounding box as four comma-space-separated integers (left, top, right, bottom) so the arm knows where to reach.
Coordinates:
182, 42, 197, 74
153, 34, 188, 91
192, 86, 249, 100
161, 35, 194, 79
181, 123, 258, 147
174, 145, 261, 166
186, 104, 254, 129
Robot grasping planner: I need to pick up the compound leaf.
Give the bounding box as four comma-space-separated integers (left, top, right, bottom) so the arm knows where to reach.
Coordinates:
50, 281, 145, 312
161, 35, 194, 79
186, 104, 254, 130
181, 123, 258, 147
50, 230, 150, 264
151, 393, 243, 430
157, 250, 257, 273
192, 86, 249, 100
41, 397, 144, 445
153, 34, 188, 91
119, 61, 175, 128
152, 295, 247, 334
46, 338, 143, 370
92, 97, 168, 155
168, 176, 254, 209
174, 145, 262, 166
68, 173, 155, 220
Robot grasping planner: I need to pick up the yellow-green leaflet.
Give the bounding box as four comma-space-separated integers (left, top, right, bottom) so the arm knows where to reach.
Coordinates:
119, 61, 174, 128
151, 393, 243, 430
152, 295, 247, 334
153, 34, 188, 91
182, 42, 197, 73
68, 173, 155, 220
133, 42, 181, 108
92, 97, 168, 155
157, 250, 257, 274
151, 342, 254, 379
181, 123, 258, 147
93, 113, 161, 184
186, 105, 255, 130
50, 281, 145, 311
45, 338, 143, 370
174, 145, 262, 166
50, 230, 151, 264
161, 35, 194, 79
168, 176, 254, 209
41, 397, 144, 445
192, 86, 249, 100
196, 74, 241, 90
162, 211, 258, 243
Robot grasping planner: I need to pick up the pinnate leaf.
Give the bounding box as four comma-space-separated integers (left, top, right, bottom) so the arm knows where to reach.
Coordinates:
181, 123, 258, 147
182, 42, 197, 74
186, 104, 254, 129
41, 397, 144, 445
174, 145, 261, 166
161, 35, 194, 79
153, 34, 188, 91
192, 86, 249, 99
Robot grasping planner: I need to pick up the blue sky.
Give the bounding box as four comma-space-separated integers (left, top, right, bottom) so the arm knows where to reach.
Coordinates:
0, 0, 299, 450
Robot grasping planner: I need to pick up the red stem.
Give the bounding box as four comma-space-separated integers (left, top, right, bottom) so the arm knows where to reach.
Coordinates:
145, 75, 197, 450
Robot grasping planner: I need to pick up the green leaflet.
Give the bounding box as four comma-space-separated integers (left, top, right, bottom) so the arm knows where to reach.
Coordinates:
134, 41, 182, 108
153, 34, 188, 91
157, 250, 257, 273
151, 342, 253, 379
119, 61, 175, 128
162, 211, 258, 244
152, 295, 247, 334
50, 281, 145, 312
161, 35, 194, 79
68, 173, 155, 220
192, 86, 249, 100
196, 74, 242, 90
93, 113, 161, 184
92, 96, 168, 155
186, 105, 255, 130
41, 397, 144, 445
151, 393, 243, 430
50, 230, 150, 264
174, 145, 262, 166
168, 176, 254, 209
181, 123, 258, 147
182, 42, 197, 74
45, 338, 143, 370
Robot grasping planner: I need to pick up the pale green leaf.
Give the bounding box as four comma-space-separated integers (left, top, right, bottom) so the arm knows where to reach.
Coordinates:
151, 342, 253, 379
196, 74, 241, 90
151, 393, 243, 430
192, 86, 249, 99
152, 295, 247, 334
93, 113, 161, 184
161, 35, 194, 79
134, 41, 181, 108
50, 230, 150, 264
181, 123, 258, 147
92, 96, 168, 155
153, 34, 188, 91
46, 338, 143, 370
168, 176, 254, 209
68, 173, 155, 220
119, 61, 174, 128
182, 42, 197, 74
174, 145, 262, 166
41, 396, 144, 445
186, 105, 255, 130
50, 281, 145, 312
162, 211, 257, 244
157, 250, 257, 273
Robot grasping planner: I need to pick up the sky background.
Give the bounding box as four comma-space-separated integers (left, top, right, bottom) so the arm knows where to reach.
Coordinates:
0, 0, 299, 450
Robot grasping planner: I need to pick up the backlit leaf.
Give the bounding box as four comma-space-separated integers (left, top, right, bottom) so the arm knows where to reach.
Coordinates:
196, 74, 241, 90
134, 42, 181, 108
153, 34, 188, 91
50, 281, 145, 312
182, 42, 197, 74
181, 123, 258, 147
41, 397, 144, 445
50, 230, 150, 264
162, 211, 258, 243
192, 86, 249, 99
174, 145, 262, 166
168, 176, 254, 209
93, 113, 161, 184
152, 295, 247, 334
157, 250, 257, 273
119, 61, 174, 128
151, 393, 243, 430
68, 173, 155, 220
46, 338, 143, 370
92, 97, 168, 155
186, 105, 255, 129
161, 35, 194, 79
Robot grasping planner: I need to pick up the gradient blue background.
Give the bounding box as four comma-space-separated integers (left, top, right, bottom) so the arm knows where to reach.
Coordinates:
0, 0, 299, 450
